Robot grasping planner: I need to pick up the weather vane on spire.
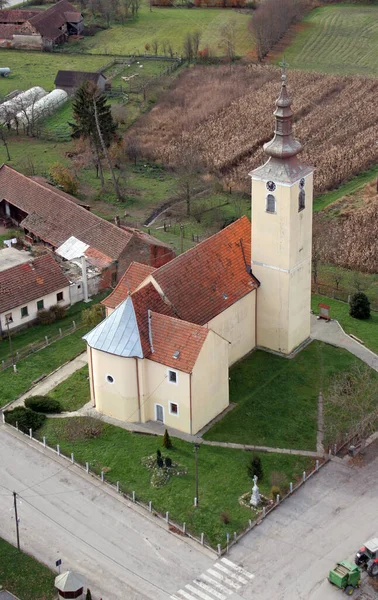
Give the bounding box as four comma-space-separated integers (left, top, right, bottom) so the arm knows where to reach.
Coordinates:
279, 57, 289, 85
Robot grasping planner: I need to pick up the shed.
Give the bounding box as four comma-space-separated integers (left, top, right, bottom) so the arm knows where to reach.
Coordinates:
54, 70, 107, 95
55, 570, 85, 599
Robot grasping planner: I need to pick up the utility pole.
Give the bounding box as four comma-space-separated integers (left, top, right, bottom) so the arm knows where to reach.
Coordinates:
194, 443, 199, 506
13, 491, 20, 551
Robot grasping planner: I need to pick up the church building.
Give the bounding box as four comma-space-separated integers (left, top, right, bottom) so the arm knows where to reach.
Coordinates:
83, 72, 314, 435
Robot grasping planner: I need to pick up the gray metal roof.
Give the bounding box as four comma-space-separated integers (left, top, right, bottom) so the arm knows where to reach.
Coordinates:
56, 235, 89, 260
83, 297, 143, 358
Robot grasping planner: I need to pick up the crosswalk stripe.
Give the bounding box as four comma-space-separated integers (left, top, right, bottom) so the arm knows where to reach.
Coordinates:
207, 568, 241, 590
186, 583, 216, 600
193, 579, 226, 600
214, 563, 248, 584
200, 574, 233, 596
221, 558, 255, 580
176, 589, 199, 600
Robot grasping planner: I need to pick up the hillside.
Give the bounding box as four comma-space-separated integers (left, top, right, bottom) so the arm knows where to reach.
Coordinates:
129, 64, 378, 195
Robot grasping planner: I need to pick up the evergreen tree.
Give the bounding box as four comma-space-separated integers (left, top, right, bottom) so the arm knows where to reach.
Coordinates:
86, 589, 92, 600
349, 292, 371, 320
162, 429, 172, 449
247, 455, 263, 481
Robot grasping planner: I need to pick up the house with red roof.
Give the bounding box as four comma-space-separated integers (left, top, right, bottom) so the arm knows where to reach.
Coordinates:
83, 75, 314, 434
0, 253, 70, 335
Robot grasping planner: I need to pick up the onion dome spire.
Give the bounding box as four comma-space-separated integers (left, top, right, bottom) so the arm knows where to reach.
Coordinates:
263, 60, 302, 160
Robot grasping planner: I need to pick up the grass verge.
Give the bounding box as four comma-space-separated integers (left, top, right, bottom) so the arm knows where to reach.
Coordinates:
314, 166, 378, 213
48, 365, 90, 412
311, 295, 378, 354
0, 536, 55, 600
36, 418, 312, 547
204, 341, 361, 450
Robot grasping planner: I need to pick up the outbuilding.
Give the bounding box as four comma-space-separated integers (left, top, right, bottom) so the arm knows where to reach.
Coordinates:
54, 70, 107, 95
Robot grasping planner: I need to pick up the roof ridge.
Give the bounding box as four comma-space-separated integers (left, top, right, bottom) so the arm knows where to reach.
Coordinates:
149, 310, 205, 331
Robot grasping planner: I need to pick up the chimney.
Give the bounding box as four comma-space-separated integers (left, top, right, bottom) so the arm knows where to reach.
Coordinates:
114, 215, 120, 227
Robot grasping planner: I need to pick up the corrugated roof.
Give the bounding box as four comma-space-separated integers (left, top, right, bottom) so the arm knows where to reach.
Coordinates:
56, 236, 89, 260
83, 297, 143, 358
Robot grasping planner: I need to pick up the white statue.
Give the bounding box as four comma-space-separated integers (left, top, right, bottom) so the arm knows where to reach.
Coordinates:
250, 475, 260, 507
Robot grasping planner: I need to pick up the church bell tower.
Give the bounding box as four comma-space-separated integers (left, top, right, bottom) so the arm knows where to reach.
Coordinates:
251, 69, 314, 355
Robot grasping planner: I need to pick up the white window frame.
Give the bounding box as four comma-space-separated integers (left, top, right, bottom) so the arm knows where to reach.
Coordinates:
266, 194, 276, 214
105, 374, 115, 384
155, 403, 165, 423
169, 402, 179, 417
167, 368, 178, 385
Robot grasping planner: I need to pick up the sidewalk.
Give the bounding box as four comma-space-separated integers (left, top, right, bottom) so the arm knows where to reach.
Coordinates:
310, 314, 378, 371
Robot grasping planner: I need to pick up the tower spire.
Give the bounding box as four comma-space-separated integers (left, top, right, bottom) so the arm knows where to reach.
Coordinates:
263, 60, 302, 160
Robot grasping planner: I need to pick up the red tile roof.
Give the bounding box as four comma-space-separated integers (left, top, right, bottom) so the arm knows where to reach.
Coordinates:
152, 216, 257, 325
0, 9, 38, 23
131, 283, 175, 356
0, 165, 132, 260
148, 312, 209, 373
84, 247, 113, 270
102, 262, 156, 309
0, 254, 69, 314
29, 0, 80, 40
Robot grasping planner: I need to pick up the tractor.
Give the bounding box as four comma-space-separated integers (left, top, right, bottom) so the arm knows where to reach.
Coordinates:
328, 560, 361, 595
355, 538, 378, 577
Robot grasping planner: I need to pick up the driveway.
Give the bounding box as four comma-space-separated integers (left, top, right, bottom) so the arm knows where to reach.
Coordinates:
229, 443, 378, 599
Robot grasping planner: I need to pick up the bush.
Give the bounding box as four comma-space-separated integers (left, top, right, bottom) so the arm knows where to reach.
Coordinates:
50, 304, 67, 320
247, 454, 263, 481
82, 304, 105, 329
270, 485, 280, 501
157, 456, 164, 468
349, 292, 371, 320
37, 308, 56, 325
25, 396, 62, 414
245, 0, 257, 7
4, 406, 46, 434
62, 417, 104, 441
156, 449, 161, 458
165, 456, 172, 468
162, 429, 172, 449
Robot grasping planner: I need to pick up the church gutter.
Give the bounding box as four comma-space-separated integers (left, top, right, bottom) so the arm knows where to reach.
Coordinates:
189, 373, 193, 435
89, 346, 96, 408
135, 358, 142, 422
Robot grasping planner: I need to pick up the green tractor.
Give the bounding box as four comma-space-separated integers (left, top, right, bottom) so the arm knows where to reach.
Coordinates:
328, 560, 361, 595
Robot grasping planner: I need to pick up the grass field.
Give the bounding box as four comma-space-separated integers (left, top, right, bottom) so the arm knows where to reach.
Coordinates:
312, 295, 378, 354
0, 536, 55, 600
72, 6, 251, 56
48, 365, 90, 411
204, 341, 361, 450
0, 50, 110, 97
36, 418, 312, 546
275, 5, 378, 77
0, 136, 71, 175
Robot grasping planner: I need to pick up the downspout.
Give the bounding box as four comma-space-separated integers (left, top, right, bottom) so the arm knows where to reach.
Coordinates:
189, 373, 193, 436
89, 346, 96, 407
254, 289, 257, 349
135, 358, 142, 422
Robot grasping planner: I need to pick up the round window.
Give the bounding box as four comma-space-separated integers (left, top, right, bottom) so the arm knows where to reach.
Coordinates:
106, 374, 114, 384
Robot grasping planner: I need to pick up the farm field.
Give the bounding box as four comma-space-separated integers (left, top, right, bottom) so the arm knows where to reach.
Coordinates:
274, 5, 378, 77
129, 64, 378, 195
72, 6, 251, 57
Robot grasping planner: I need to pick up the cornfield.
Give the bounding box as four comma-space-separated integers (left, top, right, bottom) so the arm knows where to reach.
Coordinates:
129, 64, 378, 195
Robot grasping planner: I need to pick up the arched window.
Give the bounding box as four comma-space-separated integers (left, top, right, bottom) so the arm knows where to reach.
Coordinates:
266, 194, 276, 213
298, 189, 305, 212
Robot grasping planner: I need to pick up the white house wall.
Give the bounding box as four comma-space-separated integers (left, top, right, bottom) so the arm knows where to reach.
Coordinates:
0, 285, 70, 332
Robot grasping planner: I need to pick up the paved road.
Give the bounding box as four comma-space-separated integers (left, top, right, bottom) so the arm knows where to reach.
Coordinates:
0, 425, 215, 600
230, 445, 378, 600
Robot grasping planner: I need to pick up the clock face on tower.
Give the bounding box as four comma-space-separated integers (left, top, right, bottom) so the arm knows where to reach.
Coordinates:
266, 181, 276, 192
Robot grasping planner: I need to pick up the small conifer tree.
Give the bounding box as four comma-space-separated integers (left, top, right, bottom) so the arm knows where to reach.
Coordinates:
86, 589, 92, 600
349, 292, 371, 320
247, 455, 263, 481
156, 449, 161, 458
162, 428, 172, 449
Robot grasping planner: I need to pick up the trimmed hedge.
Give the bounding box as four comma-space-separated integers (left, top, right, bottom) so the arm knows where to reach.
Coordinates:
24, 396, 62, 414
4, 406, 46, 434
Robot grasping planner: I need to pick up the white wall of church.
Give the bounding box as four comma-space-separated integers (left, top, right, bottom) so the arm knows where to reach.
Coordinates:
207, 289, 256, 366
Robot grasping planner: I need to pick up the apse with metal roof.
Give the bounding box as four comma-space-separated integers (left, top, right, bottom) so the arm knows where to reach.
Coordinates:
54, 570, 85, 599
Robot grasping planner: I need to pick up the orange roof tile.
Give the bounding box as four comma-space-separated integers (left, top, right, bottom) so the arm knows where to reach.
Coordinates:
152, 216, 257, 325
148, 311, 209, 373
102, 262, 156, 309
132, 283, 175, 356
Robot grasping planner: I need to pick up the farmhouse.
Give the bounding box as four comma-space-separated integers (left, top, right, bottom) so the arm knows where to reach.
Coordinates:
84, 73, 314, 435
0, 252, 70, 335
0, 165, 175, 298
55, 71, 107, 95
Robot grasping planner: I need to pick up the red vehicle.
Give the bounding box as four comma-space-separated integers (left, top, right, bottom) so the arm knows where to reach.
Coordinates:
355, 538, 378, 577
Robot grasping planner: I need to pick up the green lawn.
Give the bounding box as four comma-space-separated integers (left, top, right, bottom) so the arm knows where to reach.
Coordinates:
0, 136, 71, 176
315, 265, 378, 308
275, 5, 378, 77
204, 341, 361, 450
0, 292, 108, 362
314, 166, 378, 213
36, 418, 312, 547
0, 536, 55, 600
71, 6, 251, 56
48, 365, 90, 412
312, 295, 378, 354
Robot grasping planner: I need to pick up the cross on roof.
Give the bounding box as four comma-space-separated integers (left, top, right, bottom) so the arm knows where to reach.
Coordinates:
279, 57, 289, 85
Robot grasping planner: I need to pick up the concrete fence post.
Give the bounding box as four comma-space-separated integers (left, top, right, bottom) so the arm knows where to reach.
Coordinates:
276, 494, 280, 504
217, 544, 221, 556
59, 328, 62, 337
201, 533, 204, 545
194, 497, 198, 507
86, 462, 89, 473
57, 444, 60, 456
45, 336, 48, 346
16, 352, 19, 361
248, 519, 252, 528
166, 511, 169, 523
116, 481, 119, 493
328, 447, 332, 457
290, 482, 293, 493
132, 491, 135, 503
316, 459, 319, 470
334, 444, 337, 455
183, 522, 186, 534
73, 320, 76, 330
2, 360, 4, 370
303, 471, 306, 482
43, 436, 46, 447
149, 501, 152, 512
2, 412, 5, 424
234, 532, 237, 542
29, 428, 32, 439
16, 421, 18, 430
71, 453, 74, 464
101, 471, 104, 482
262, 506, 266, 517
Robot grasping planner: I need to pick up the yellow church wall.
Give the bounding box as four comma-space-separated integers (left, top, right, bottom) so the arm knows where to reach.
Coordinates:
143, 360, 191, 432
207, 290, 256, 366
191, 330, 229, 435
90, 348, 141, 422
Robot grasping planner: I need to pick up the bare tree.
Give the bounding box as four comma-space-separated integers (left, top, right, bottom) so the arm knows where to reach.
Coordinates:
152, 39, 159, 55
219, 21, 236, 66
176, 140, 203, 216
325, 364, 378, 450
93, 99, 123, 201
332, 271, 343, 290
192, 30, 201, 57
183, 33, 193, 62
0, 125, 11, 161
